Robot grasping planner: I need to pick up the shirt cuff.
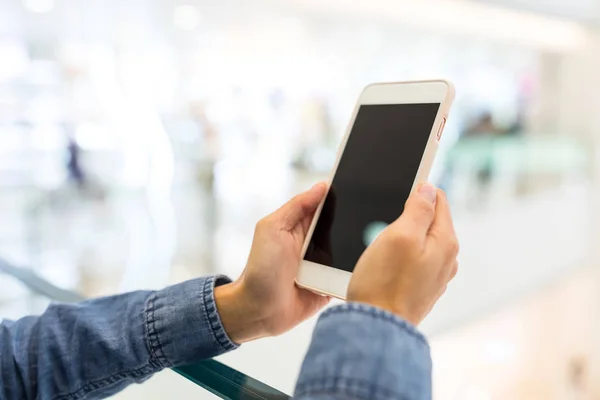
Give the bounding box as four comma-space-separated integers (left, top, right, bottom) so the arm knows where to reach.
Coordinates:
144, 275, 239, 368
295, 303, 432, 400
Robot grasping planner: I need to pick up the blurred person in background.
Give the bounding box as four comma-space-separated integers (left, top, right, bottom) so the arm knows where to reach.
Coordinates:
62, 130, 106, 202
0, 182, 457, 400
465, 111, 501, 204
441, 110, 507, 206
463, 111, 504, 138
65, 131, 86, 189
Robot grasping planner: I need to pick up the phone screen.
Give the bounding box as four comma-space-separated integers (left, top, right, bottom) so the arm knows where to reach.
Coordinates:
303, 103, 440, 273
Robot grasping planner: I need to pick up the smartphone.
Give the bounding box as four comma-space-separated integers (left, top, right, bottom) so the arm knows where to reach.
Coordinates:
296, 80, 455, 299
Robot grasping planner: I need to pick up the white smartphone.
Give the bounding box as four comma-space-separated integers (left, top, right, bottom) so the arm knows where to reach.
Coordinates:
296, 80, 455, 299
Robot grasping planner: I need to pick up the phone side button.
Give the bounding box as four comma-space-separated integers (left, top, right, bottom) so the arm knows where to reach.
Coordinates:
437, 118, 447, 141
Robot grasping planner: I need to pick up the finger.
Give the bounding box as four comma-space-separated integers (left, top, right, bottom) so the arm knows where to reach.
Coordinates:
395, 183, 437, 239
449, 260, 459, 281
428, 190, 459, 257
297, 288, 330, 319
276, 182, 328, 231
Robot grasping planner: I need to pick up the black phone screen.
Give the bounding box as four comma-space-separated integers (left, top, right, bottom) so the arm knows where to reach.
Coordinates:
303, 103, 440, 273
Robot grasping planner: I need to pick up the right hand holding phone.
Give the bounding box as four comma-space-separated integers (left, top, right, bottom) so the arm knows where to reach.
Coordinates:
347, 183, 459, 326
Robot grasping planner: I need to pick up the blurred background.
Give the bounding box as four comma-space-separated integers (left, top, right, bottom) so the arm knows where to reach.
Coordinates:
2, 0, 600, 398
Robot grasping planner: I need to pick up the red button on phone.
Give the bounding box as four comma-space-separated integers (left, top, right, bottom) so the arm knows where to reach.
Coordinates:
437, 118, 447, 141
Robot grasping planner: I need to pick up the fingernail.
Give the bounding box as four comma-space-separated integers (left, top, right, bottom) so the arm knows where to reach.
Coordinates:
418, 183, 437, 203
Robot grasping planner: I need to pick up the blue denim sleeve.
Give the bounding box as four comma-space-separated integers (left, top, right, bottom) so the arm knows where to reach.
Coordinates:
294, 303, 432, 400
0, 276, 237, 400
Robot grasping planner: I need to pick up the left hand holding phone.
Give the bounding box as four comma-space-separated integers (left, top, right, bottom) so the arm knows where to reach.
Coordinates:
215, 183, 330, 344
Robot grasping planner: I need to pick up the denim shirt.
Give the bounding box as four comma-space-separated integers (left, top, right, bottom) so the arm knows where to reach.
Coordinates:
0, 276, 431, 400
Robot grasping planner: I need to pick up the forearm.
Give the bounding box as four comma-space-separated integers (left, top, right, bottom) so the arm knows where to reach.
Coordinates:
295, 303, 432, 400
0, 276, 237, 400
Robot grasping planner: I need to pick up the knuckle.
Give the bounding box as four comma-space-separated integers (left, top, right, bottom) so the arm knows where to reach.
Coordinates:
255, 216, 271, 232
449, 262, 459, 280
445, 239, 459, 258
406, 195, 434, 216
416, 199, 435, 216
449, 239, 460, 256
440, 284, 448, 297
389, 229, 419, 248
439, 232, 459, 256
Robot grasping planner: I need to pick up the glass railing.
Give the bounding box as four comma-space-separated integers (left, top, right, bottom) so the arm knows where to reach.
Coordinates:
176, 361, 290, 400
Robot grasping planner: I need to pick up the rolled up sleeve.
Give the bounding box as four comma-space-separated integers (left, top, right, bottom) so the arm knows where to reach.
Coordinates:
0, 275, 237, 400
145, 275, 238, 368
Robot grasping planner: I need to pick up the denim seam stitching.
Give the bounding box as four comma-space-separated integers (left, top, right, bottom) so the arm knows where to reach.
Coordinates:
52, 363, 160, 400
296, 393, 369, 400
322, 304, 428, 346
144, 292, 171, 368
202, 277, 237, 352
295, 376, 410, 400
296, 389, 409, 400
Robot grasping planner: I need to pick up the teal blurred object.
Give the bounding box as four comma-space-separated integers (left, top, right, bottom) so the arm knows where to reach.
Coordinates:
0, 258, 290, 400
445, 136, 590, 174
363, 221, 389, 246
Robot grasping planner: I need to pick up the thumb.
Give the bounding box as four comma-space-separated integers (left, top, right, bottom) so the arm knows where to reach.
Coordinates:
396, 183, 437, 238
276, 182, 328, 231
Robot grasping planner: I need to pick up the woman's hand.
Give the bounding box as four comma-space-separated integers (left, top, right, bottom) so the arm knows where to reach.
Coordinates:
215, 183, 330, 343
347, 183, 459, 326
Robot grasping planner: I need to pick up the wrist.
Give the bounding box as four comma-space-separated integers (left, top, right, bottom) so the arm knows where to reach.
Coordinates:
214, 280, 269, 344
347, 295, 420, 326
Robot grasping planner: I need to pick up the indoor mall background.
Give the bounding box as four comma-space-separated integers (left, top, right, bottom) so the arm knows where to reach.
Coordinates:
2, 0, 600, 398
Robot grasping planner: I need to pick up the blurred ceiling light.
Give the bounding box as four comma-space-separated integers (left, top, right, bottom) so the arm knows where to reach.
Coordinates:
173, 4, 201, 31
23, 0, 54, 13
280, 0, 588, 52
